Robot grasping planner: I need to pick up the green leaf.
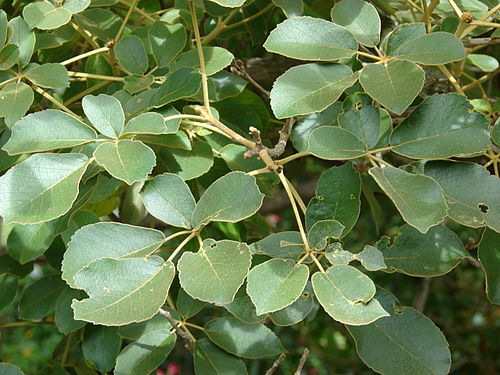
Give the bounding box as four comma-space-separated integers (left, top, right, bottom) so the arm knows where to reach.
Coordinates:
306, 162, 361, 238
492, 119, 500, 147
369, 166, 447, 233
153, 67, 202, 107
0, 10, 7, 47
119, 313, 171, 340
359, 60, 425, 115
22, 2, 72, 30
115, 35, 148, 75
25, 63, 69, 89
307, 126, 367, 160
82, 94, 125, 138
149, 22, 186, 68
307, 220, 345, 250
140, 173, 196, 228
172, 46, 234, 76
0, 254, 33, 277
7, 223, 56, 264
247, 259, 309, 315
424, 161, 500, 232
177, 288, 207, 319
63, 0, 91, 14
0, 275, 18, 314
0, 153, 89, 224
94, 140, 156, 185
82, 325, 121, 373
355, 245, 386, 271
478, 229, 500, 304
269, 290, 314, 326
0, 363, 24, 375
393, 32, 465, 65
122, 112, 174, 135
207, 0, 245, 7
325, 243, 355, 266
62, 222, 165, 288
467, 54, 499, 72
249, 231, 304, 260
312, 265, 388, 325
331, 0, 381, 47
381, 23, 426, 56
0, 45, 19, 70
391, 94, 491, 159
192, 171, 264, 227
19, 275, 66, 320
264, 16, 358, 61
3, 109, 97, 154
272, 0, 303, 18
270, 63, 357, 119
123, 75, 154, 94
195, 339, 248, 375
178, 239, 252, 304
8, 17, 35, 67
114, 328, 176, 375
347, 288, 451, 375
55, 287, 87, 334
291, 102, 342, 152
0, 82, 34, 128
338, 93, 380, 148
74, 8, 121, 41
161, 140, 214, 180
72, 256, 175, 325
378, 224, 467, 277
224, 285, 265, 324
205, 318, 285, 359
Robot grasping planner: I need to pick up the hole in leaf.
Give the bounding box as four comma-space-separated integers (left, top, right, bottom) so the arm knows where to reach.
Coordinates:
478, 203, 489, 213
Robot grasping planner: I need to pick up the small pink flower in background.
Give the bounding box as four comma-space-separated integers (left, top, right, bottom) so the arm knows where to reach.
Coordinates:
167, 363, 181, 375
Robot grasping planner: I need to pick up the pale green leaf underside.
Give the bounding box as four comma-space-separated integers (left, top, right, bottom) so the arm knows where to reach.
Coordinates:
94, 140, 156, 185
312, 265, 388, 325
72, 257, 175, 325
82, 94, 125, 138
3, 109, 96, 155
330, 0, 381, 47
360, 60, 425, 115
192, 172, 264, 227
270, 63, 357, 119
62, 222, 165, 288
264, 16, 358, 61
140, 173, 196, 229
0, 82, 34, 127
307, 126, 367, 160
369, 167, 447, 234
178, 239, 252, 304
247, 259, 309, 315
0, 153, 89, 224
22, 2, 72, 30
204, 318, 285, 359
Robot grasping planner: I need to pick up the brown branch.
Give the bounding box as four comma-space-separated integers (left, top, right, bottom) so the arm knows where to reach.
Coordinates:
267, 117, 296, 158
265, 353, 286, 375
231, 59, 270, 99
159, 308, 194, 353
244, 126, 266, 159
294, 348, 310, 375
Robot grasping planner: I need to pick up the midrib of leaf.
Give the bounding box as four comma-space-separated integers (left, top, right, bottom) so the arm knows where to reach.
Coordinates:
371, 319, 438, 374
282, 72, 358, 114
149, 184, 193, 226
393, 125, 486, 148
77, 260, 168, 317
320, 271, 371, 304
17, 160, 88, 220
